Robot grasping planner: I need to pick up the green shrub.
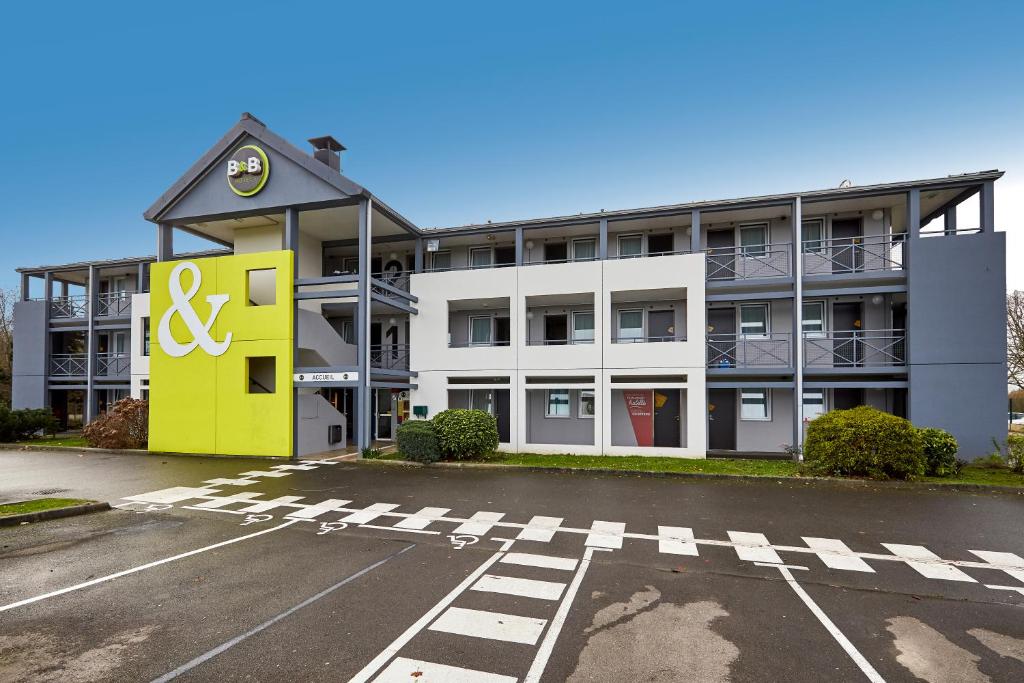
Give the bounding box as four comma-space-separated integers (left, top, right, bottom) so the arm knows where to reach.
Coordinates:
804, 405, 925, 480
0, 406, 60, 442
918, 427, 959, 477
396, 419, 442, 463
432, 409, 499, 460
1007, 434, 1024, 474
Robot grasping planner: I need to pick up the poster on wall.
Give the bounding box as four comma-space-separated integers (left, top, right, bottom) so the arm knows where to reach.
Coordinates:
623, 390, 654, 447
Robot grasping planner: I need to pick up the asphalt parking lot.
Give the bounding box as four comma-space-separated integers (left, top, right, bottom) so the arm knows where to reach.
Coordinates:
1, 449, 1023, 682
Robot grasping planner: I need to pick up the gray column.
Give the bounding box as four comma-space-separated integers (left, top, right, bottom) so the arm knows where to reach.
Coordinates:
598, 219, 608, 260
43, 272, 53, 408
60, 281, 69, 298
414, 238, 424, 273
285, 207, 300, 458
284, 207, 299, 251
157, 224, 174, 261
979, 181, 994, 232
85, 265, 97, 422
791, 197, 804, 457
943, 207, 957, 236
136, 263, 146, 293
690, 209, 701, 254
515, 227, 524, 266
356, 198, 373, 452
20, 273, 30, 301
907, 189, 921, 240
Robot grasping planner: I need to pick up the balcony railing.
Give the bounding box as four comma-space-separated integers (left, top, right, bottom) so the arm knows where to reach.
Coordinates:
611, 334, 687, 344
96, 292, 132, 317
526, 336, 596, 346
50, 295, 88, 319
804, 329, 906, 368
707, 333, 792, 368
706, 243, 791, 281
96, 352, 131, 376
50, 353, 88, 376
802, 235, 904, 275
371, 344, 410, 371
447, 340, 512, 348
371, 270, 411, 293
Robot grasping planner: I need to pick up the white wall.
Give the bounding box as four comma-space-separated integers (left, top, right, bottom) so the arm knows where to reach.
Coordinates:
130, 293, 150, 398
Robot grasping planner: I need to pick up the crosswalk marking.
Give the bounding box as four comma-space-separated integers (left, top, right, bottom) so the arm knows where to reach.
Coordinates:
203, 478, 258, 486
803, 537, 875, 572
193, 492, 264, 509
969, 550, 1024, 583
394, 507, 451, 530
341, 503, 400, 525
728, 531, 783, 564
452, 511, 505, 536
516, 515, 564, 543
285, 499, 352, 520
472, 574, 566, 601
238, 470, 292, 478
270, 464, 320, 471
657, 526, 698, 556
501, 553, 579, 572
237, 496, 306, 513
881, 544, 977, 582
429, 606, 547, 645
373, 657, 515, 683
585, 520, 625, 549
124, 487, 222, 504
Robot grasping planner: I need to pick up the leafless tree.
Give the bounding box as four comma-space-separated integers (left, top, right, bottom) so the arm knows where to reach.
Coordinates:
1009, 291, 1024, 390
0, 288, 14, 406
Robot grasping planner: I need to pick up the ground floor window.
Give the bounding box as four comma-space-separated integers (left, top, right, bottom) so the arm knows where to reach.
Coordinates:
803, 389, 826, 421
579, 390, 595, 418
740, 388, 770, 421
546, 389, 570, 417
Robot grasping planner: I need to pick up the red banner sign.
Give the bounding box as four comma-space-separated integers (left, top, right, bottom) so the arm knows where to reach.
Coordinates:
623, 390, 654, 447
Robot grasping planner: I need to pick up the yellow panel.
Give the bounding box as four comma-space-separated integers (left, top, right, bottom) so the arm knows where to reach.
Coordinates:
215, 339, 293, 456
215, 250, 294, 343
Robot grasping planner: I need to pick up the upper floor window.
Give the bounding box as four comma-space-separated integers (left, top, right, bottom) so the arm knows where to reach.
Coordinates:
469, 316, 492, 346
572, 311, 595, 343
544, 242, 568, 263
739, 303, 769, 338
572, 238, 596, 261
802, 219, 825, 253
618, 309, 643, 341
469, 247, 493, 269
740, 223, 769, 257
142, 317, 150, 356
618, 234, 643, 258
430, 250, 451, 271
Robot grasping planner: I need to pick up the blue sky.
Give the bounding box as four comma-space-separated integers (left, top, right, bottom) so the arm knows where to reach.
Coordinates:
2, 1, 1022, 292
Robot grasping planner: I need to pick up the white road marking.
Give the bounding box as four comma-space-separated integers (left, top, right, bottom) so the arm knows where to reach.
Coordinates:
394, 507, 451, 530
517, 516, 564, 542
881, 544, 977, 582
728, 531, 783, 564
472, 574, 566, 601
658, 526, 699, 556
123, 487, 222, 504
0, 520, 298, 613
270, 464, 320, 471
237, 496, 306, 513
285, 499, 353, 520
585, 520, 625, 549
803, 537, 875, 572
501, 552, 578, 571
452, 511, 505, 536
373, 657, 516, 683
193, 492, 264, 508
774, 564, 886, 683
341, 503, 401, 525
203, 478, 258, 486
969, 550, 1024, 583
238, 470, 291, 478
359, 524, 440, 535
985, 584, 1024, 597
429, 606, 546, 645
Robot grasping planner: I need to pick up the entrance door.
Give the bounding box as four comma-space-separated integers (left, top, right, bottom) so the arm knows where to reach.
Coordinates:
371, 322, 382, 367
648, 310, 674, 342
495, 389, 511, 443
494, 246, 515, 266
707, 308, 737, 367
495, 317, 511, 346
706, 230, 736, 279
647, 233, 674, 255
831, 218, 863, 273
544, 314, 568, 345
653, 390, 681, 447
708, 388, 736, 450
832, 302, 862, 366
371, 256, 383, 275
833, 388, 864, 410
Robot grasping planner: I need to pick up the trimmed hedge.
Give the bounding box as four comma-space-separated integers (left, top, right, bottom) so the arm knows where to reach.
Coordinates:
918, 427, 959, 476
0, 407, 60, 442
804, 405, 925, 480
432, 409, 499, 460
396, 419, 442, 463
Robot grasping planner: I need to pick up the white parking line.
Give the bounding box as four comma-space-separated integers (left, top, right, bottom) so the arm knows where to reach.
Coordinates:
658, 526, 698, 556
472, 574, 566, 601
585, 520, 625, 549
452, 511, 505, 536
969, 550, 1024, 583
517, 516, 564, 542
882, 544, 976, 582
501, 553, 578, 572
803, 537, 875, 572
429, 606, 547, 645
237, 496, 306, 513
123, 487, 222, 504
374, 657, 515, 683
285, 499, 352, 520
341, 503, 400, 525
238, 470, 292, 478
193, 492, 264, 509
728, 531, 783, 564
394, 507, 451, 530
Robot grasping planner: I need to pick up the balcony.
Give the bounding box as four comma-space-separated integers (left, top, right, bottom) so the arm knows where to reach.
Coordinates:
706, 243, 791, 281
371, 344, 410, 371
371, 270, 411, 294
803, 235, 904, 275
50, 295, 88, 319
612, 333, 686, 344
96, 352, 131, 377
804, 329, 906, 368
50, 353, 87, 376
707, 333, 792, 368
96, 292, 132, 317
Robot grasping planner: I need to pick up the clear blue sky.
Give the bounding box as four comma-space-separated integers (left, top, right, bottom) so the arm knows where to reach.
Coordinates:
2, 1, 1022, 292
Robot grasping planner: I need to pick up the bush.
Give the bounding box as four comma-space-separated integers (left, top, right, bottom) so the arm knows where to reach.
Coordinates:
83, 397, 149, 449
396, 419, 442, 463
1007, 434, 1024, 474
432, 409, 499, 460
0, 406, 60, 442
804, 405, 925, 480
918, 427, 959, 477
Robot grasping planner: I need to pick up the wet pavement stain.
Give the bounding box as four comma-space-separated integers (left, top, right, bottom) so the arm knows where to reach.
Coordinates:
887, 616, 989, 683
968, 628, 1024, 664
0, 625, 159, 682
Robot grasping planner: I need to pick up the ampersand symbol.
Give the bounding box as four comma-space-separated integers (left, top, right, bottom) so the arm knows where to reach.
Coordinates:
157, 261, 233, 357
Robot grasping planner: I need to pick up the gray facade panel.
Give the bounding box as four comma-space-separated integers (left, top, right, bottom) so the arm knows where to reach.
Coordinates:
909, 363, 1005, 459
525, 389, 595, 445
12, 300, 47, 408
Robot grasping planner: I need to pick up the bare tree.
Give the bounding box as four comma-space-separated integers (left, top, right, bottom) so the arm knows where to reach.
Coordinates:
1009, 291, 1024, 390
0, 288, 13, 406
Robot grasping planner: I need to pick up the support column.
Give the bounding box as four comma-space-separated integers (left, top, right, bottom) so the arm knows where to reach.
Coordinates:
85, 265, 97, 422
905, 189, 920, 424
60, 281, 69, 298
356, 198, 373, 452
157, 224, 174, 262
515, 227, 524, 266
943, 207, 957, 236
979, 180, 994, 233
690, 208, 701, 254
43, 272, 53, 408
907, 189, 921, 240
791, 197, 804, 457
20, 273, 30, 301
285, 207, 300, 459
414, 238, 424, 273
598, 218, 608, 260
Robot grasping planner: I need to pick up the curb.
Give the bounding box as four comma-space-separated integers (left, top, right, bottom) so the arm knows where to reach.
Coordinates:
0, 501, 111, 527
0, 443, 291, 462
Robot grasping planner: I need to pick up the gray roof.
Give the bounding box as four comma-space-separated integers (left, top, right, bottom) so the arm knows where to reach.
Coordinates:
16, 249, 230, 275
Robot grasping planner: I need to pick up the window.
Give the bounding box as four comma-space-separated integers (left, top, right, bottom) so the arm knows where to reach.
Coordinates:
246, 268, 277, 306
740, 223, 768, 257
430, 251, 451, 271
579, 390, 595, 418
247, 357, 276, 394
471, 389, 494, 414
469, 247, 493, 269
803, 389, 826, 422
572, 239, 596, 261
802, 219, 825, 253
572, 311, 595, 343
340, 320, 354, 345
342, 257, 360, 274
469, 316, 492, 346
546, 389, 570, 417
142, 317, 150, 356
802, 301, 825, 337
739, 304, 769, 337
740, 388, 770, 421
618, 234, 643, 258
544, 242, 568, 262
618, 309, 644, 342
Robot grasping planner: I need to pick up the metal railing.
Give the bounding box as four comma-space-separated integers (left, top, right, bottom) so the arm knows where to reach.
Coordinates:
707, 333, 792, 367
50, 295, 88, 319
96, 292, 132, 317
50, 353, 88, 376
608, 249, 690, 260
802, 235, 904, 274
525, 337, 596, 346
804, 329, 906, 367
96, 352, 131, 376
611, 334, 687, 344
447, 340, 512, 348
371, 270, 411, 293
371, 344, 410, 371
705, 243, 791, 280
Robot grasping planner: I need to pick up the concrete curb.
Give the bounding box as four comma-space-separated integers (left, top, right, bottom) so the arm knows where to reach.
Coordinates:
0, 501, 111, 527
0, 443, 291, 462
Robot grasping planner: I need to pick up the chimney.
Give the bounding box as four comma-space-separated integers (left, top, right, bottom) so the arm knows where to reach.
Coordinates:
308, 135, 345, 172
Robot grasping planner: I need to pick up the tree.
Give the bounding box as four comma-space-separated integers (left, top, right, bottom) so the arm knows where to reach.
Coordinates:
1009, 291, 1024, 391
0, 288, 13, 408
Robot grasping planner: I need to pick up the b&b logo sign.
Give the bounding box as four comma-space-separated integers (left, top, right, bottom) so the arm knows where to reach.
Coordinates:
226, 145, 270, 197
